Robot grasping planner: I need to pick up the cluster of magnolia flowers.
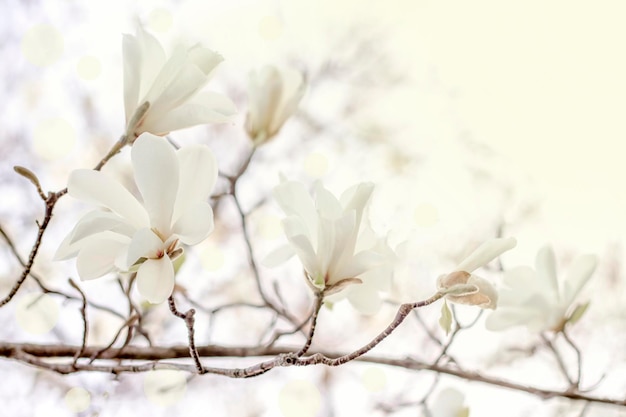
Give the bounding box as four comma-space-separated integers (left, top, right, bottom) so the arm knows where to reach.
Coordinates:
55, 26, 598, 336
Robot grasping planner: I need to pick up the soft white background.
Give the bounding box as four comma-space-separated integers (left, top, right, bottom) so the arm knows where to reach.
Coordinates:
1, 0, 625, 416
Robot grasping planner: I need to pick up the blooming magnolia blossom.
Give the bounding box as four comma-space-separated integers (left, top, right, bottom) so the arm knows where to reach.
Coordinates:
437, 237, 517, 309
123, 26, 236, 138
486, 246, 597, 332
54, 133, 217, 303
245, 65, 305, 146
264, 180, 394, 314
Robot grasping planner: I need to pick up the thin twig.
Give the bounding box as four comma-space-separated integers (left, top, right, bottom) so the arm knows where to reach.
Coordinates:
168, 295, 204, 374
68, 279, 88, 367
295, 293, 324, 357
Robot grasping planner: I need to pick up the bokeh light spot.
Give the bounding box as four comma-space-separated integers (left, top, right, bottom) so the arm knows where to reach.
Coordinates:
414, 203, 439, 227
64, 387, 91, 412
149, 9, 173, 33
21, 24, 64, 67
258, 16, 283, 40
304, 152, 329, 177
278, 380, 321, 417
16, 293, 59, 334
256, 214, 282, 240
361, 366, 387, 392
144, 369, 187, 406
33, 117, 76, 160
200, 244, 225, 271
77, 56, 101, 80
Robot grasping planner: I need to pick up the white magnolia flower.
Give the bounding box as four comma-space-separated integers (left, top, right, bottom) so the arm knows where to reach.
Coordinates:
264, 180, 394, 314
486, 246, 597, 332
245, 65, 305, 146
437, 237, 517, 309
55, 133, 217, 303
123, 26, 236, 138
423, 388, 469, 417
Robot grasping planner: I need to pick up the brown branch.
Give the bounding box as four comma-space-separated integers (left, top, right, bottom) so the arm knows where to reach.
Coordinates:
68, 278, 88, 367
295, 293, 324, 357
2, 342, 625, 407
168, 295, 204, 374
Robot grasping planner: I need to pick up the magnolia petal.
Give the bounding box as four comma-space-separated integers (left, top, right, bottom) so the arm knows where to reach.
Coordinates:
68, 170, 148, 228
135, 25, 167, 98
148, 92, 237, 137
262, 244, 296, 267
446, 275, 498, 309
126, 228, 165, 268
76, 233, 131, 280
54, 211, 135, 261
456, 237, 517, 273
286, 234, 320, 279
122, 34, 141, 123
187, 45, 223, 76
315, 217, 336, 277
173, 143, 218, 221
136, 256, 175, 304
70, 210, 135, 244
314, 182, 342, 220
535, 245, 560, 297
333, 249, 385, 285
142, 46, 188, 111
486, 307, 538, 331
132, 134, 179, 234
147, 57, 209, 116
171, 201, 214, 245
273, 180, 318, 242
441, 283, 479, 296
339, 182, 374, 227
325, 277, 362, 296
325, 212, 358, 280
562, 254, 597, 306
269, 67, 305, 135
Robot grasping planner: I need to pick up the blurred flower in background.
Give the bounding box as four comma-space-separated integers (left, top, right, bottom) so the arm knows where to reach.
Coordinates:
486, 245, 597, 332
245, 65, 305, 146
55, 133, 218, 303
123, 25, 236, 138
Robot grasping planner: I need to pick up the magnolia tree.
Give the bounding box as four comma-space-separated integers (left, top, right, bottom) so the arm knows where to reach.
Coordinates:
1, 25, 624, 416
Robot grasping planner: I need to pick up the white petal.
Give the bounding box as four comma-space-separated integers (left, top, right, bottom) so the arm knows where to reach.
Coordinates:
286, 234, 321, 280
136, 257, 175, 304
145, 92, 236, 135
141, 46, 187, 107
314, 182, 342, 219
54, 211, 135, 261
187, 45, 223, 76
486, 307, 541, 331
262, 244, 296, 267
562, 254, 597, 305
76, 232, 131, 280
535, 245, 560, 298
172, 144, 218, 221
456, 237, 517, 273
135, 25, 167, 99
126, 228, 165, 268
273, 180, 318, 245
269, 68, 305, 135
132, 133, 179, 234
171, 201, 214, 245
339, 182, 374, 226
68, 170, 148, 228
146, 53, 209, 116
122, 34, 141, 123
